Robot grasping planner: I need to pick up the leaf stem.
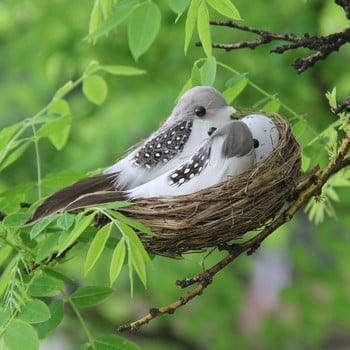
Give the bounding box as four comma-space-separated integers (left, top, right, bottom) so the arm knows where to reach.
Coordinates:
31, 125, 42, 199
216, 61, 310, 122
62, 289, 97, 350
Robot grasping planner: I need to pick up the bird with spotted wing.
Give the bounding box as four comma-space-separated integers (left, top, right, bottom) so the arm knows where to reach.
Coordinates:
26, 86, 235, 224
63, 120, 256, 210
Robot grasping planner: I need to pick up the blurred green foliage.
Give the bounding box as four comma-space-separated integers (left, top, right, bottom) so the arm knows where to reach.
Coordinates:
1, 0, 350, 349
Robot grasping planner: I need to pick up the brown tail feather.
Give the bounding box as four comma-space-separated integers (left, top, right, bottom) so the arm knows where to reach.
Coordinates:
25, 173, 117, 224
64, 191, 127, 212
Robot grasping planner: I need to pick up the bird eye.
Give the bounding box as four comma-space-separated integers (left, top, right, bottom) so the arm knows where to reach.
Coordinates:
253, 139, 260, 148
194, 105, 206, 117
207, 127, 217, 136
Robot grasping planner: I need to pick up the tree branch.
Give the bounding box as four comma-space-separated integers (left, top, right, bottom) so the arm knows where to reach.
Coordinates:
195, 1, 350, 73
118, 125, 350, 332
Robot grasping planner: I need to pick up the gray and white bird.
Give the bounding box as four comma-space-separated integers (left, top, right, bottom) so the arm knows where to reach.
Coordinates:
63, 121, 256, 211
26, 86, 235, 224
241, 114, 279, 163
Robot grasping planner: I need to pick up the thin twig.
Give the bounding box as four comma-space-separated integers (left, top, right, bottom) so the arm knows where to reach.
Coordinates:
333, 90, 350, 114
195, 3, 350, 74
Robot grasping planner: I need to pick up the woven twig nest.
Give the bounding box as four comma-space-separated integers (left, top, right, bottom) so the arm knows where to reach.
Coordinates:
118, 112, 301, 257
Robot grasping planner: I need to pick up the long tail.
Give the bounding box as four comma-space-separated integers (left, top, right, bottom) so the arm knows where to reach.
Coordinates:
64, 190, 127, 212
26, 173, 117, 224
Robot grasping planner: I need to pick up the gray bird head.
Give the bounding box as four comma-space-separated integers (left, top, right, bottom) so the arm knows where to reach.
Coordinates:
159, 86, 235, 130
172, 86, 233, 121
213, 121, 254, 158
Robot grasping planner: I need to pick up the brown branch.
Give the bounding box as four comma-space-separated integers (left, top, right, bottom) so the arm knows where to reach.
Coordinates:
195, 1, 350, 73
118, 277, 213, 332
118, 127, 350, 332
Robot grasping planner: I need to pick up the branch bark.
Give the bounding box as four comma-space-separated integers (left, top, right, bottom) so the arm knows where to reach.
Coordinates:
195, 1, 350, 73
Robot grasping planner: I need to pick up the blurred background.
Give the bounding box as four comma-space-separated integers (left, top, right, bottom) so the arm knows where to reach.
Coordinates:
1, 0, 350, 349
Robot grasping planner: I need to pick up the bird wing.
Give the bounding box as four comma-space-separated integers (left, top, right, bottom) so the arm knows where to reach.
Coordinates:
25, 173, 116, 224
105, 119, 195, 189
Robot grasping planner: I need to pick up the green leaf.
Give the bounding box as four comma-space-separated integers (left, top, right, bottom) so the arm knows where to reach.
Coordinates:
85, 60, 100, 74
112, 211, 155, 236
109, 239, 126, 285
19, 299, 51, 324
53, 80, 74, 100
263, 98, 280, 113
0, 309, 11, 327
332, 177, 350, 187
101, 65, 146, 76
0, 140, 31, 172
2, 213, 28, 227
292, 119, 308, 139
169, 0, 190, 15
58, 213, 95, 255
56, 212, 75, 230
20, 231, 37, 249
28, 275, 58, 297
121, 223, 152, 264
0, 245, 12, 266
29, 216, 57, 239
4, 319, 39, 350
223, 74, 248, 103
0, 122, 22, 152
86, 2, 137, 42
0, 183, 34, 213
35, 234, 59, 263
325, 87, 337, 109
94, 334, 141, 350
184, 0, 200, 54
128, 2, 161, 61
206, 0, 241, 20
191, 64, 202, 86
88, 0, 102, 39
327, 187, 339, 202
82, 75, 108, 105
37, 113, 72, 150
96, 201, 134, 210
42, 268, 73, 283
197, 1, 212, 57
49, 98, 71, 116
38, 299, 64, 339
70, 286, 114, 308
85, 223, 112, 275
121, 223, 151, 287
128, 238, 147, 287
200, 56, 216, 85
0, 260, 17, 299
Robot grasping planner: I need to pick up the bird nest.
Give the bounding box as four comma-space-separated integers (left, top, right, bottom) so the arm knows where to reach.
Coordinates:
117, 112, 301, 258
